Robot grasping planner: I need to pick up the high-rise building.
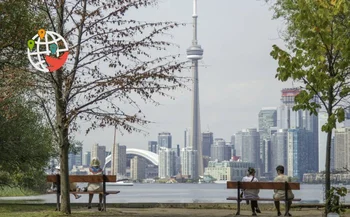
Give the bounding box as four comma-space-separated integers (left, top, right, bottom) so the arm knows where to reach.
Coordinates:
148, 141, 157, 154
231, 135, 236, 156
176, 144, 180, 157
210, 138, 231, 162
287, 128, 313, 180
334, 128, 350, 171
263, 139, 272, 177
234, 132, 243, 158
187, 0, 204, 177
277, 88, 319, 173
158, 147, 176, 178
118, 145, 127, 175
241, 128, 260, 166
258, 107, 277, 174
74, 143, 83, 167
181, 147, 198, 179
83, 151, 91, 167
271, 129, 288, 176
202, 131, 213, 157
158, 132, 172, 149
184, 128, 191, 148
91, 144, 106, 167
318, 111, 328, 172
277, 88, 303, 129
130, 156, 146, 180
68, 152, 75, 172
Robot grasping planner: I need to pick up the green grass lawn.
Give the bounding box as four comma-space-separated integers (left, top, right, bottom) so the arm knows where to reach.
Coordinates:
0, 187, 39, 197
0, 204, 113, 217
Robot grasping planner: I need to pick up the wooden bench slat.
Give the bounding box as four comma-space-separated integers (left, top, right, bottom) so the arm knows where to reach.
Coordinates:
47, 191, 120, 195
46, 175, 116, 183
226, 197, 301, 201
227, 181, 300, 190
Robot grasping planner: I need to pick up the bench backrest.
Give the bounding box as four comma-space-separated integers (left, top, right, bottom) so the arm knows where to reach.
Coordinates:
47, 175, 116, 183
227, 181, 300, 190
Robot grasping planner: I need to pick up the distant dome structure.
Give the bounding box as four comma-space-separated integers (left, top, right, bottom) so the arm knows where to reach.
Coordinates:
104, 148, 159, 169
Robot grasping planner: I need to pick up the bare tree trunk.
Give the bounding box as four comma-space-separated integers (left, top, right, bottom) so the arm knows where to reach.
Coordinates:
59, 126, 71, 214
325, 130, 332, 215
55, 0, 70, 213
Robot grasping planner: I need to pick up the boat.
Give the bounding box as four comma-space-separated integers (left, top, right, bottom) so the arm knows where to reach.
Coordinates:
214, 180, 228, 184
106, 179, 134, 186
107, 180, 134, 186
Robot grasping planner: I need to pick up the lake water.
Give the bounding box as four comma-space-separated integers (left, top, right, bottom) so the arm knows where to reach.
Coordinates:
1, 183, 349, 204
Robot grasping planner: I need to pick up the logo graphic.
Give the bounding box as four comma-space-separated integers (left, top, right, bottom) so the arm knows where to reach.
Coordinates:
27, 29, 69, 73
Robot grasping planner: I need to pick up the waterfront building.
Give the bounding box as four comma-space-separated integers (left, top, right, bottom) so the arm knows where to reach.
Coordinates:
210, 138, 231, 162
131, 156, 146, 180
158, 147, 176, 178
181, 147, 198, 179
334, 127, 350, 171
204, 160, 258, 181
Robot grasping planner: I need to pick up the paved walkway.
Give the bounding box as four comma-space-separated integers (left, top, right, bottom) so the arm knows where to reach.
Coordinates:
72, 207, 331, 217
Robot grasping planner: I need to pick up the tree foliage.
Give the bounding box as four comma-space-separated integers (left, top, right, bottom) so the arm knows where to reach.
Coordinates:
23, 0, 189, 213
0, 0, 48, 101
268, 0, 350, 214
0, 98, 53, 191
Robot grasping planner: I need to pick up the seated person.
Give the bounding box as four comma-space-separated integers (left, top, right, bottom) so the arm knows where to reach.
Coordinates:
242, 167, 261, 216
273, 165, 294, 216
87, 158, 104, 211
56, 165, 81, 199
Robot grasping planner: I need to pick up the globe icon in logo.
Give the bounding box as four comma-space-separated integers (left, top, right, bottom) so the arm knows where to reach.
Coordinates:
27, 29, 69, 73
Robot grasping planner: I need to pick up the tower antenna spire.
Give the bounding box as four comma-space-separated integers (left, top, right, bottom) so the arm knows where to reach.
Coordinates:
186, 0, 204, 177
193, 0, 197, 17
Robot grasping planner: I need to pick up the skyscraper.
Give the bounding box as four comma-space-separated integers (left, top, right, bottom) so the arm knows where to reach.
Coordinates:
202, 131, 213, 157
258, 107, 277, 174
130, 156, 146, 180
158, 147, 176, 178
210, 138, 231, 162
287, 128, 312, 180
74, 143, 83, 167
241, 128, 260, 166
187, 0, 204, 177
158, 132, 172, 150
277, 88, 319, 173
181, 147, 198, 179
148, 141, 157, 154
118, 145, 127, 175
184, 128, 191, 148
271, 129, 288, 176
83, 151, 91, 167
91, 144, 106, 167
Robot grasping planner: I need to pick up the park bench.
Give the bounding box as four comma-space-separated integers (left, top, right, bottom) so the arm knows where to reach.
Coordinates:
226, 181, 301, 216
47, 174, 120, 211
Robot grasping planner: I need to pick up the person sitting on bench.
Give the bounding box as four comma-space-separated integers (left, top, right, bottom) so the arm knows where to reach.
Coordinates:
242, 167, 261, 216
55, 165, 81, 199
87, 158, 104, 210
273, 165, 294, 216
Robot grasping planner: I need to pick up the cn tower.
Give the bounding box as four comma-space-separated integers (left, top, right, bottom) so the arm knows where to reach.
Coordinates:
186, 0, 204, 177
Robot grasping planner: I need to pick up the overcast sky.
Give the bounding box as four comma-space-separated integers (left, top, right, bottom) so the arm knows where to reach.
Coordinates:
74, 0, 294, 153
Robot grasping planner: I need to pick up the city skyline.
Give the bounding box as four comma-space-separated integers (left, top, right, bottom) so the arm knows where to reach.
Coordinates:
73, 0, 293, 152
